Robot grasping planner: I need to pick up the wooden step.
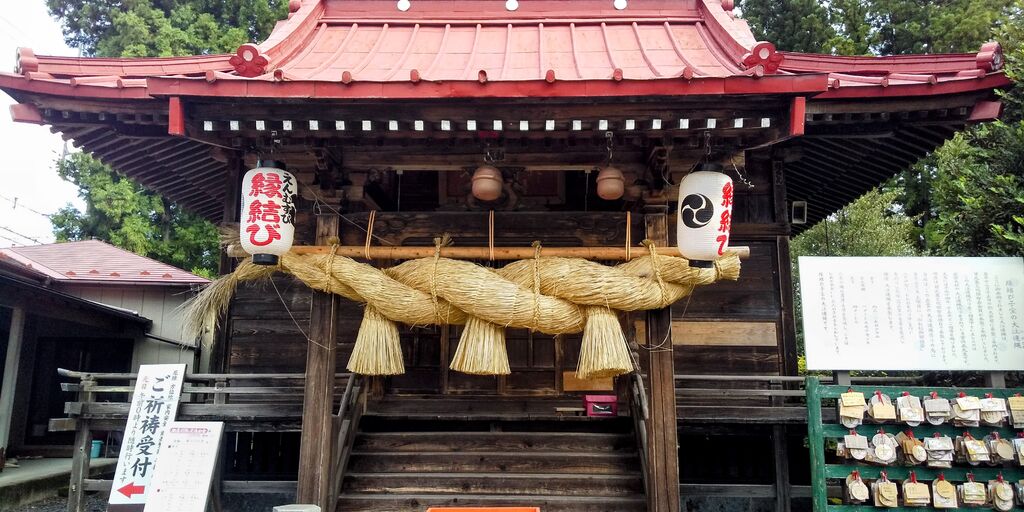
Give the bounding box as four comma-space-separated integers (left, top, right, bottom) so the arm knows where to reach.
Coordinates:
352, 431, 636, 453
348, 451, 641, 474
368, 397, 625, 421
337, 493, 647, 512
342, 472, 644, 497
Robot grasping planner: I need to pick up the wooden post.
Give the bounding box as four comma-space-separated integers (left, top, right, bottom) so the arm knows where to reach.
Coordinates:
772, 425, 792, 512
806, 377, 827, 512
67, 377, 95, 512
203, 156, 244, 374
0, 307, 25, 457
297, 215, 340, 509
772, 160, 799, 376
643, 209, 681, 512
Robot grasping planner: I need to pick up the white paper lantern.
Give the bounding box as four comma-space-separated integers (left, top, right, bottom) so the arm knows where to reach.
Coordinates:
677, 171, 733, 264
240, 161, 297, 265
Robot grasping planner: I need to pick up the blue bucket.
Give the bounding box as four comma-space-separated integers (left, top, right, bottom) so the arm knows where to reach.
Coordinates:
90, 440, 103, 458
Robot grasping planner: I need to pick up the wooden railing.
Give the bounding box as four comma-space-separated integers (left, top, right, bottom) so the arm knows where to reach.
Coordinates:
53, 368, 355, 512
327, 374, 365, 512
627, 372, 650, 501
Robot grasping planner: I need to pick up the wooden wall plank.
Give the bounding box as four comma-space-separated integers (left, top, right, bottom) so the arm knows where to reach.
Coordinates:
672, 321, 778, 347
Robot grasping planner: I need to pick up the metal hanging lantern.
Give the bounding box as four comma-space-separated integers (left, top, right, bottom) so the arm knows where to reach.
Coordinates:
676, 164, 733, 266
239, 160, 297, 265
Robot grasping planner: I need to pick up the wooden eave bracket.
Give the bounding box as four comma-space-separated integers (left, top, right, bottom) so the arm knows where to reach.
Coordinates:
789, 96, 806, 137
968, 100, 1002, 122
10, 103, 44, 125
168, 97, 185, 136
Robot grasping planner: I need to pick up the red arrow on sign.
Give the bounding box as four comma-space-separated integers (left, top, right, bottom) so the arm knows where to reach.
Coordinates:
117, 483, 146, 498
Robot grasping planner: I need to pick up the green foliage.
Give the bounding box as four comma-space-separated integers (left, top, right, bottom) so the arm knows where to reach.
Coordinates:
736, 0, 836, 53
52, 153, 219, 278
47, 0, 287, 56
45, 1, 288, 276
868, 0, 1012, 54
791, 188, 921, 258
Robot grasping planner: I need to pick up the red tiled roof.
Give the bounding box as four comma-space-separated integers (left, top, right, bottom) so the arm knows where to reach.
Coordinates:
0, 240, 209, 286
0, 0, 1007, 101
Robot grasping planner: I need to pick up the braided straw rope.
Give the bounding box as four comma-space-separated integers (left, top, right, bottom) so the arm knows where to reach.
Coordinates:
184, 245, 740, 378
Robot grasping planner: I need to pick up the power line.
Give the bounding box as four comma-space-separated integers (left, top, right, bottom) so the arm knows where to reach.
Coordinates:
0, 193, 54, 218
0, 233, 24, 246
0, 225, 43, 245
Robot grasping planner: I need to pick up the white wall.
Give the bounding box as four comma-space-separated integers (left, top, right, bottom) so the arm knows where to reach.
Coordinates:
60, 286, 196, 370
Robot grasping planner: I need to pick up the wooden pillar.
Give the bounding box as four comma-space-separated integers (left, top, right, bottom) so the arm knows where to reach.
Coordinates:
0, 307, 26, 455
203, 156, 244, 374
771, 159, 798, 376
643, 209, 681, 512
772, 425, 792, 512
67, 377, 94, 512
297, 215, 340, 508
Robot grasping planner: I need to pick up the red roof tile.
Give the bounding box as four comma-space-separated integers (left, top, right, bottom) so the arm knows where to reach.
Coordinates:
0, 240, 209, 286
0, 0, 1006, 102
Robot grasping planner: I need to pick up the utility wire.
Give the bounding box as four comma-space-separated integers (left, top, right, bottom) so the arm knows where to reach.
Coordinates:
0, 225, 43, 245
0, 193, 54, 219
0, 233, 24, 246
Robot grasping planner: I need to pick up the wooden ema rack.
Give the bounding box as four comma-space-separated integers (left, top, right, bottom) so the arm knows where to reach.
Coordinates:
806, 376, 1024, 511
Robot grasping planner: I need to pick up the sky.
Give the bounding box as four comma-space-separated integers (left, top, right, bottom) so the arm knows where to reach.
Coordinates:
0, 1, 82, 248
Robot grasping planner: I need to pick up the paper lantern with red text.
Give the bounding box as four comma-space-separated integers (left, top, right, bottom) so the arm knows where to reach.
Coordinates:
240, 161, 297, 265
676, 171, 733, 264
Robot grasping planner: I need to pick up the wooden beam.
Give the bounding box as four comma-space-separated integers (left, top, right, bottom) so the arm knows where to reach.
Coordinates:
0, 307, 25, 452
267, 244, 750, 261
642, 208, 681, 512
297, 215, 340, 508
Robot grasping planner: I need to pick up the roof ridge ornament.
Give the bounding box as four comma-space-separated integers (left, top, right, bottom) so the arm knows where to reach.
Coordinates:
977, 42, 1003, 72
15, 47, 37, 75
741, 41, 783, 75
230, 43, 269, 77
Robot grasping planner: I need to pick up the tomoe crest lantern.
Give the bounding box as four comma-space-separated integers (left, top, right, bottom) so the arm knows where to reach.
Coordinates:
240, 161, 297, 265
677, 170, 733, 265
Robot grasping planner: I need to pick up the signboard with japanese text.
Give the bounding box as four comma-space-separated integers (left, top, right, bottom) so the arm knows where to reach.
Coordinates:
143, 422, 224, 512
109, 364, 186, 511
799, 257, 1024, 371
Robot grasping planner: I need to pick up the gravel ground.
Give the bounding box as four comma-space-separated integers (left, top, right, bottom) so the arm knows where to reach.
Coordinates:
11, 493, 298, 512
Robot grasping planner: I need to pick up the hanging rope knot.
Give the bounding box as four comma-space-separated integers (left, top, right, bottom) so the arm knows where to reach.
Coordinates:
325, 244, 339, 275
430, 234, 453, 324
530, 241, 543, 331
642, 239, 669, 306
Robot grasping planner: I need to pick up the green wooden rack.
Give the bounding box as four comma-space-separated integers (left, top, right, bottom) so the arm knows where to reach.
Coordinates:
806, 376, 1024, 512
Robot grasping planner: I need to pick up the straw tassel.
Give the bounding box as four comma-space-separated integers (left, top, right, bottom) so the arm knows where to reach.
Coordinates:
450, 316, 510, 375
576, 306, 634, 380
347, 305, 405, 375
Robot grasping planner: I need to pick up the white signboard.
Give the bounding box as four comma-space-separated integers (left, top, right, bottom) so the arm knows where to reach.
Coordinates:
144, 422, 224, 512
799, 257, 1024, 371
109, 364, 186, 511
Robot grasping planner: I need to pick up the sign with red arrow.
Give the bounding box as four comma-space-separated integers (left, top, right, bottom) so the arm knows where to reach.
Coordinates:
108, 364, 185, 510
117, 483, 145, 498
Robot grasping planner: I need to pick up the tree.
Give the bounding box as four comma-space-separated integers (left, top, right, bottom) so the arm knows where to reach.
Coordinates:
791, 188, 920, 258
46, 0, 287, 56
45, 0, 288, 275
736, 0, 836, 53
